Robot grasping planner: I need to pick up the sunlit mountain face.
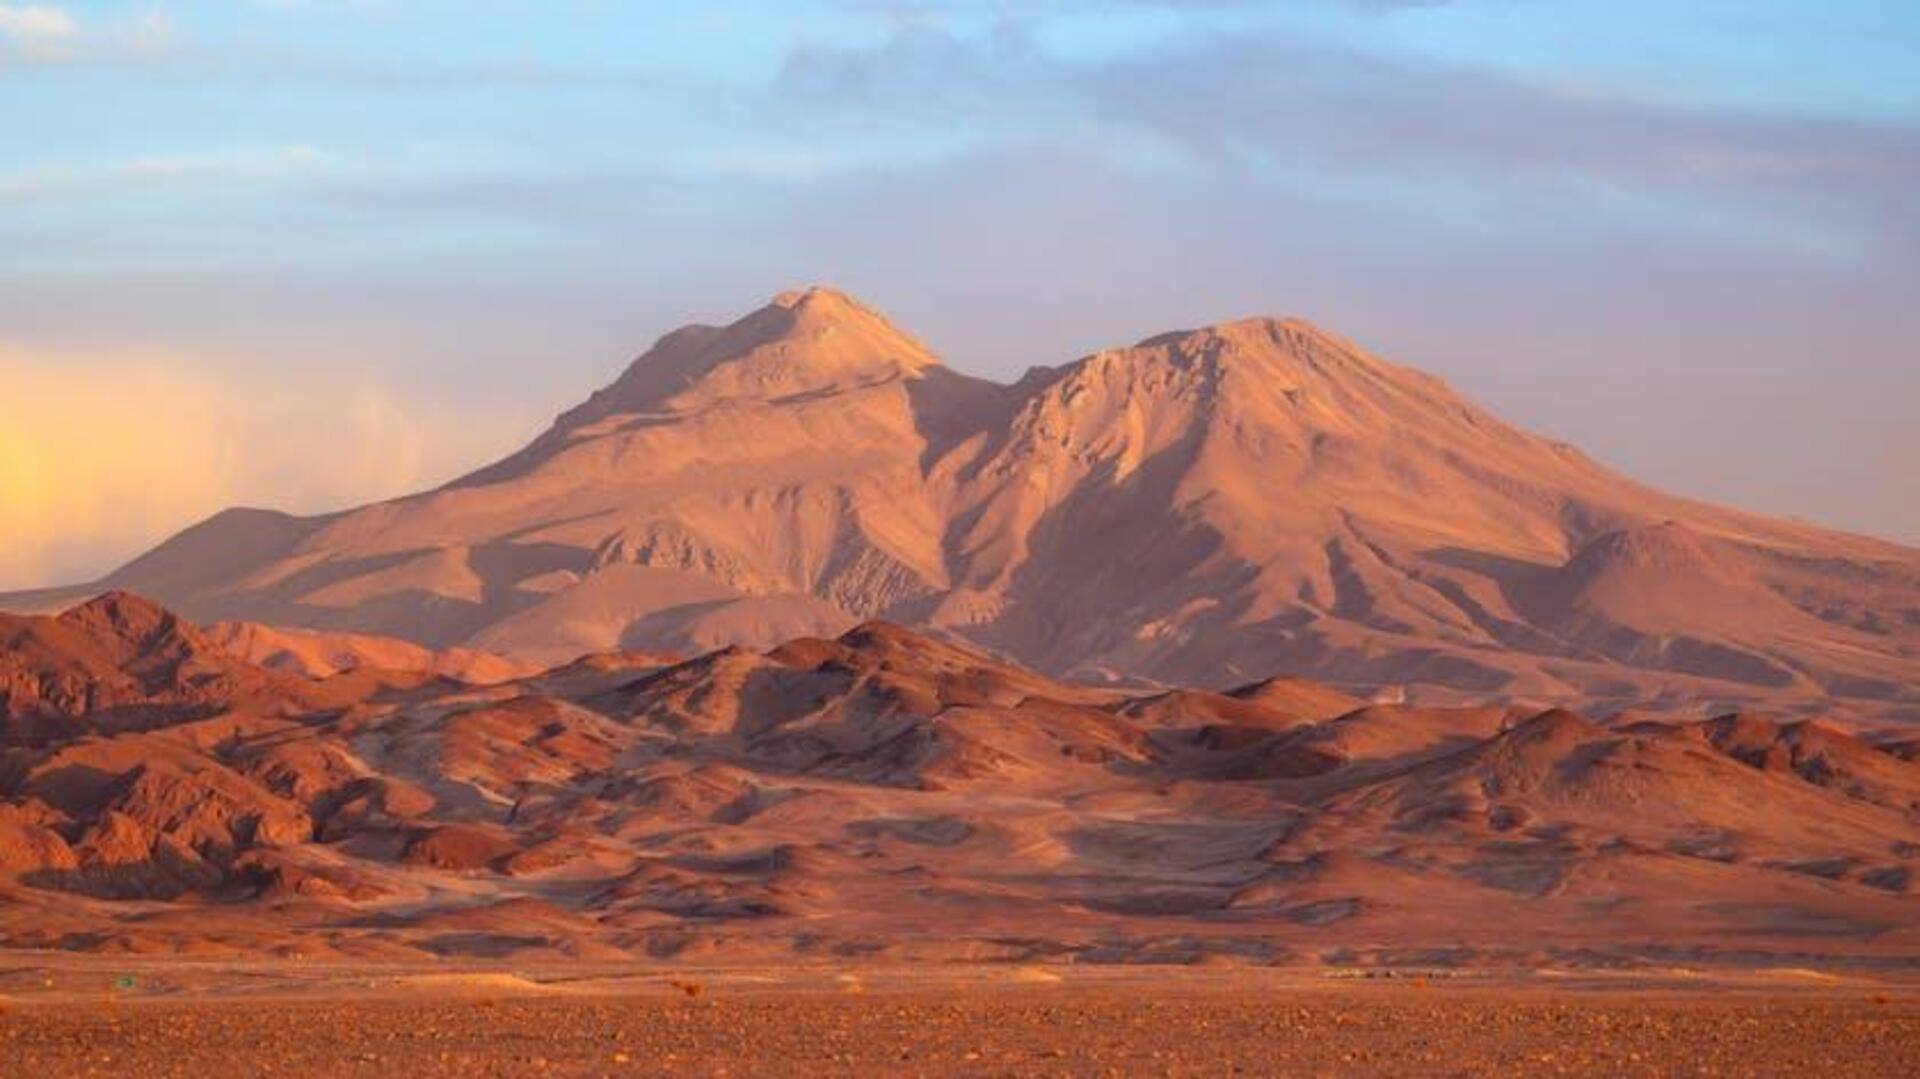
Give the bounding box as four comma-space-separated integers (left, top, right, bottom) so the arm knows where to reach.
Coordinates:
11, 288, 1911, 724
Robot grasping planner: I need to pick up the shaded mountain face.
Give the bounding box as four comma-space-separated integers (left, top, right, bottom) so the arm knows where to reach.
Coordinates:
0, 594, 1915, 964
10, 287, 1915, 719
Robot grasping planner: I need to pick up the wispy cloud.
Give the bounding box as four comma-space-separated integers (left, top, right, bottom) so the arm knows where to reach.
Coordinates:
0, 1, 174, 62
0, 4, 73, 45
777, 23, 1920, 255
0, 4, 668, 91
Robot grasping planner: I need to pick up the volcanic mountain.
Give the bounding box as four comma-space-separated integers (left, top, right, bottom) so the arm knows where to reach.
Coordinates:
1, 593, 1914, 965
7, 287, 1915, 719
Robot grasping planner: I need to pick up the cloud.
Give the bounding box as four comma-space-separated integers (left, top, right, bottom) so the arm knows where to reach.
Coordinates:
0, 1, 174, 63
0, 4, 72, 44
0, 350, 542, 591
777, 23, 1920, 256
0, 3, 663, 92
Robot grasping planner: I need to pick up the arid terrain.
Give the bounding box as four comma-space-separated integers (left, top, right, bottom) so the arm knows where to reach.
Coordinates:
1, 961, 1915, 1077
6, 289, 1915, 722
0, 591, 1913, 970
16, 0, 1916, 1067
2, 294, 1915, 1073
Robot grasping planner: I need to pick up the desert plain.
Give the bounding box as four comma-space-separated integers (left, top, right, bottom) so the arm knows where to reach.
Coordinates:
3, 958, 1917, 1077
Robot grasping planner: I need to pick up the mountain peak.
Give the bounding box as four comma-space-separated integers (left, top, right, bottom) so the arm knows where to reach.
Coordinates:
770, 283, 871, 315
1129, 314, 1388, 375
550, 286, 940, 432
57, 590, 188, 651
51, 590, 228, 684
763, 285, 930, 358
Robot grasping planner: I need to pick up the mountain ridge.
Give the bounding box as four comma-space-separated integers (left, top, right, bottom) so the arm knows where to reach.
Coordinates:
0, 592, 1913, 963
5, 287, 1915, 720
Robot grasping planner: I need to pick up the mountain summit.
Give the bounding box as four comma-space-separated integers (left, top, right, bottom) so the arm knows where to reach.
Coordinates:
555, 285, 940, 425
7, 290, 1916, 718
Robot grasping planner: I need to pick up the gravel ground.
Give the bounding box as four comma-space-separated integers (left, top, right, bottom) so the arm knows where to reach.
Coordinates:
2, 982, 1916, 1077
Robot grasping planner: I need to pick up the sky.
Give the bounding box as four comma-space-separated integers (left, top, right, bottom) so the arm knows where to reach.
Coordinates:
1, 0, 1916, 590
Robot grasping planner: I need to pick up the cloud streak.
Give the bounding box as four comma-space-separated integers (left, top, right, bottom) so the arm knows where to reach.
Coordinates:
777, 23, 1920, 256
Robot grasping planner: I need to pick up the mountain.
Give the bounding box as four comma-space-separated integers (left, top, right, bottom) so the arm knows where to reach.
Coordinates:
1, 591, 300, 739
7, 287, 1915, 720
0, 593, 1913, 965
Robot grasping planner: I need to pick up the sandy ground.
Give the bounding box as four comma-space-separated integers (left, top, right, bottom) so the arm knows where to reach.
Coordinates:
1, 960, 1915, 1076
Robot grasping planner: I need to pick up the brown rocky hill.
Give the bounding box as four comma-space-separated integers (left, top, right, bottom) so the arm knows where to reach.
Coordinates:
7, 288, 1915, 720
0, 594, 1913, 965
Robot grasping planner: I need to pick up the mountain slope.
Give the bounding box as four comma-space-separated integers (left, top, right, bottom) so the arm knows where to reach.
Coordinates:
8, 288, 1915, 719
0, 594, 1914, 964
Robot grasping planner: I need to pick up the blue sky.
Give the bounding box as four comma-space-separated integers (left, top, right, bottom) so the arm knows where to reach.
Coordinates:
1, 1, 1916, 587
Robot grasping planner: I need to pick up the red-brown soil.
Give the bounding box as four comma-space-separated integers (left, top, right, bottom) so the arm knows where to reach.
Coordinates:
0, 963, 1913, 1077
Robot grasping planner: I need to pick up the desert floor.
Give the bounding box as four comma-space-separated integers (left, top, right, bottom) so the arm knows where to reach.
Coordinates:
0, 958, 1915, 1076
